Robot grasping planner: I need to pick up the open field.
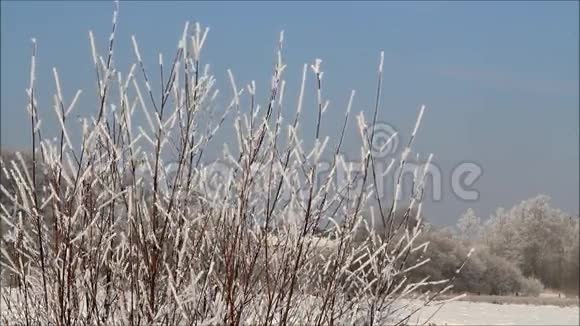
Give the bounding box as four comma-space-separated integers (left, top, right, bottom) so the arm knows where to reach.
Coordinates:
409, 300, 580, 325
3, 289, 578, 325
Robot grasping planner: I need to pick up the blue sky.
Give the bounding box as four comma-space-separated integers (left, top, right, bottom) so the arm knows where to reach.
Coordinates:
1, 1, 578, 225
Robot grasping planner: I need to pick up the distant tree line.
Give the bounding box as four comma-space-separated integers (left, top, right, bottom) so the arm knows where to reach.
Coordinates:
478, 195, 579, 294
339, 194, 578, 297
412, 196, 579, 297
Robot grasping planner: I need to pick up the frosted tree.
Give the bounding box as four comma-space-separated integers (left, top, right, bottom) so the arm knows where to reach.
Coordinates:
484, 195, 579, 290
456, 208, 482, 241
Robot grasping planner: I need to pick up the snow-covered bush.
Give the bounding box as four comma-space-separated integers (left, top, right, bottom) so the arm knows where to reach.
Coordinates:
519, 277, 544, 297
0, 2, 463, 325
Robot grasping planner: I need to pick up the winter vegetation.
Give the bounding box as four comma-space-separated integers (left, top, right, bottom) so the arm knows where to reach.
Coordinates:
2, 2, 578, 325
0, 2, 473, 325
482, 196, 579, 295
409, 196, 579, 299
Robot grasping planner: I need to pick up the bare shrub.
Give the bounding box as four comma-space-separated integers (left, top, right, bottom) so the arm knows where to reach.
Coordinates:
0, 2, 462, 325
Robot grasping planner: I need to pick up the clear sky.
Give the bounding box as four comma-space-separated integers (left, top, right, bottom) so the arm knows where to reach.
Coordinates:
1, 1, 578, 225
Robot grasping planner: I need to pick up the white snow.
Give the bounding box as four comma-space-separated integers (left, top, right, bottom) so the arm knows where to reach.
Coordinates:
408, 300, 580, 325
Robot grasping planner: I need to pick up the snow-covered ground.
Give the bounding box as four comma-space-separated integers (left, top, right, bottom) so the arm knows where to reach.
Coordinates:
3, 289, 578, 325
408, 300, 580, 325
